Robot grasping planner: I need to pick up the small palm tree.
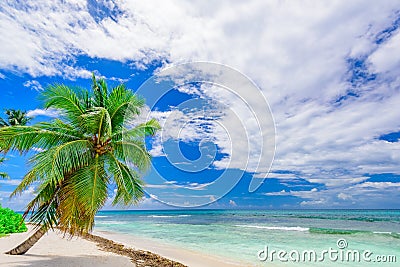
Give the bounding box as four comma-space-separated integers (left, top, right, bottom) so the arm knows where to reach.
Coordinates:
0, 75, 160, 255
0, 157, 8, 179
0, 109, 31, 179
0, 109, 32, 127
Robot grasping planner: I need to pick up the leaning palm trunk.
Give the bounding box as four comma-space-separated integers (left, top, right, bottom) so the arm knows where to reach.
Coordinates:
6, 226, 47, 255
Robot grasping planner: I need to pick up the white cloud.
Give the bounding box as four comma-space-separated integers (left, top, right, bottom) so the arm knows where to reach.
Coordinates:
337, 192, 352, 200
265, 179, 400, 208
265, 188, 320, 198
145, 181, 213, 191
102, 195, 172, 210
229, 200, 237, 206
1, 1, 400, 201
23, 80, 43, 91
31, 147, 45, 153
300, 198, 328, 207
0, 179, 23, 186
369, 30, 400, 76
356, 182, 400, 189
27, 108, 60, 118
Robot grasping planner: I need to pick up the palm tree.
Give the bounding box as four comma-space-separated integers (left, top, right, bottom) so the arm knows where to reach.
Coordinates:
0, 157, 8, 179
0, 109, 32, 127
0, 109, 31, 179
0, 75, 160, 255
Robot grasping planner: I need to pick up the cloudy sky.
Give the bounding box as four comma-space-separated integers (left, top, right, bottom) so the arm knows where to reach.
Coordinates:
1, 0, 400, 210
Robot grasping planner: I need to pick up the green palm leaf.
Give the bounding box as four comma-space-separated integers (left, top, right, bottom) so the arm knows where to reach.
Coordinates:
79, 107, 112, 139
0, 125, 80, 153
40, 84, 85, 123
68, 156, 109, 232
112, 140, 151, 172
24, 183, 60, 230
106, 153, 144, 205
107, 84, 144, 131
113, 118, 160, 142
11, 140, 93, 196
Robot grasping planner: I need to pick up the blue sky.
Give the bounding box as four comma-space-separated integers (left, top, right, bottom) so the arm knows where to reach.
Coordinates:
1, 1, 400, 210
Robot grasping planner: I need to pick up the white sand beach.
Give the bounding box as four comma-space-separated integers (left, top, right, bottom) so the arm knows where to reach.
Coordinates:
0, 227, 133, 267
0, 227, 244, 267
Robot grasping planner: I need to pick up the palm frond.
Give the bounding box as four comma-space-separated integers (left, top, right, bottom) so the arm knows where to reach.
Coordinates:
24, 183, 60, 230
106, 153, 144, 206
40, 84, 86, 122
79, 107, 112, 140
11, 140, 93, 197
107, 85, 144, 131
76, 87, 94, 111
0, 125, 79, 153
36, 119, 84, 139
57, 179, 91, 235
112, 140, 151, 172
11, 168, 38, 197
68, 156, 109, 232
92, 74, 108, 108
113, 118, 160, 142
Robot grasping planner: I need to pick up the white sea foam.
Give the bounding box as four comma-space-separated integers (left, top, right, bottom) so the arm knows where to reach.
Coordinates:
95, 215, 109, 218
236, 225, 309, 232
99, 221, 125, 225
146, 215, 191, 218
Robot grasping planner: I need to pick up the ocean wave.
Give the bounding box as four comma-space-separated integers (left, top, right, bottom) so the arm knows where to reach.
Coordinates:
309, 227, 368, 235
97, 220, 126, 225
294, 215, 396, 223
95, 215, 109, 218
235, 225, 400, 238
146, 215, 192, 218
235, 225, 309, 232
373, 232, 400, 239
310, 228, 400, 239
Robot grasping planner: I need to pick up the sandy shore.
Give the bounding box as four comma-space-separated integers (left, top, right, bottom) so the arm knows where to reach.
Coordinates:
0, 226, 245, 267
0, 227, 133, 267
93, 229, 246, 267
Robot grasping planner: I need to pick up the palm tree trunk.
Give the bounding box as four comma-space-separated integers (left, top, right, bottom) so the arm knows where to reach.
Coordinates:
5, 226, 47, 255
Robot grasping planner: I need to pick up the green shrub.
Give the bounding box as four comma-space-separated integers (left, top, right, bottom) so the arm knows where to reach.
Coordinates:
0, 206, 27, 235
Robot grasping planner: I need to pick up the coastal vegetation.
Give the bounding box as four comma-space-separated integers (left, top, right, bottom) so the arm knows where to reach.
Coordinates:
0, 206, 27, 236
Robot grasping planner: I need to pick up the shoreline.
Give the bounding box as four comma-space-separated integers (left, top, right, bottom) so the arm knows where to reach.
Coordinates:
83, 231, 187, 266
0, 226, 133, 267
0, 225, 247, 267
92, 229, 247, 267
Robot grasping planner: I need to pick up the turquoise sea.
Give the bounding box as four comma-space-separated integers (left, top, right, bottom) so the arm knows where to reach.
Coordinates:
94, 210, 400, 266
